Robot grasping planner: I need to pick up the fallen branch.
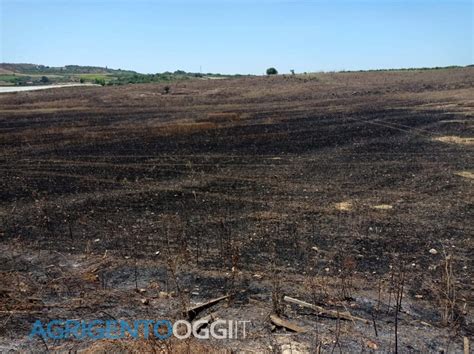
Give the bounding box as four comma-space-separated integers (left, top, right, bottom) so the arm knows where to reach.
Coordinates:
283, 296, 369, 324
186, 295, 229, 320
270, 314, 306, 333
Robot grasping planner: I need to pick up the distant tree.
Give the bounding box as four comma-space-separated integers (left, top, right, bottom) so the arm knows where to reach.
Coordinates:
40, 76, 50, 83
290, 69, 295, 75
266, 67, 278, 75
79, 78, 85, 83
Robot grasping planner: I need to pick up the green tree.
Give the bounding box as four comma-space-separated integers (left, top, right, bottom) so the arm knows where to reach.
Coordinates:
40, 76, 50, 83
266, 67, 278, 75
94, 78, 106, 86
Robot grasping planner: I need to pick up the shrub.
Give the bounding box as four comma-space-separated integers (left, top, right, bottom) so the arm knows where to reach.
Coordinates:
94, 78, 106, 86
40, 76, 50, 83
266, 67, 278, 75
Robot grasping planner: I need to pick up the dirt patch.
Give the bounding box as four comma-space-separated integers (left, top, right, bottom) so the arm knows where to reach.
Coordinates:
455, 171, 474, 179
372, 204, 393, 210
433, 136, 474, 146
275, 337, 311, 354
334, 201, 352, 211
0, 83, 99, 93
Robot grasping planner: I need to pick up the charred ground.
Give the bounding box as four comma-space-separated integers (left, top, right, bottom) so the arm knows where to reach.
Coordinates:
0, 68, 473, 352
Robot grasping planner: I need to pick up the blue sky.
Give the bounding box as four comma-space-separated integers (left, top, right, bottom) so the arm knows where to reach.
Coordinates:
1, 0, 472, 74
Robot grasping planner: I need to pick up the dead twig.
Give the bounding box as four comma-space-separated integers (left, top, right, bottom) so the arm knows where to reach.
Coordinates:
283, 295, 369, 324
186, 295, 229, 320
270, 314, 306, 333
371, 310, 378, 337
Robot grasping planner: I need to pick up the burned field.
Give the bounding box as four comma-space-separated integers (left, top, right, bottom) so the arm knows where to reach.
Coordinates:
0, 68, 473, 352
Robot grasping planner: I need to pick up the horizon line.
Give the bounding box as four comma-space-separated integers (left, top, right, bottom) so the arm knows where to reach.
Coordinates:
2, 62, 473, 76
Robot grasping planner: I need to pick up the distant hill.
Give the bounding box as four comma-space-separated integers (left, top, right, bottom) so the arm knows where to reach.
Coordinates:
0, 63, 231, 86
0, 63, 137, 75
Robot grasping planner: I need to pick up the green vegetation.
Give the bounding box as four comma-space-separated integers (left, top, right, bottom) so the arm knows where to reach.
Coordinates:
0, 63, 136, 76
1, 63, 469, 87
339, 65, 467, 73
94, 78, 106, 86
0, 74, 32, 86
266, 67, 278, 75
0, 63, 236, 86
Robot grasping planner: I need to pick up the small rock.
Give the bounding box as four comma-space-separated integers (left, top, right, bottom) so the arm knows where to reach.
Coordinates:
141, 298, 149, 305
159, 291, 169, 299
148, 281, 160, 289
415, 294, 423, 299
429, 248, 438, 255
366, 340, 378, 350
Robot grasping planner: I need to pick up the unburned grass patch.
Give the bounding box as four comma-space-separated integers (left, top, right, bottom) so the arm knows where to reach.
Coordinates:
433, 136, 474, 146
334, 201, 352, 211
372, 204, 393, 210
454, 171, 474, 179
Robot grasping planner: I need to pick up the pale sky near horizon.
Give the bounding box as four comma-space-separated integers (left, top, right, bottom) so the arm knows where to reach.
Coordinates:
0, 0, 472, 74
